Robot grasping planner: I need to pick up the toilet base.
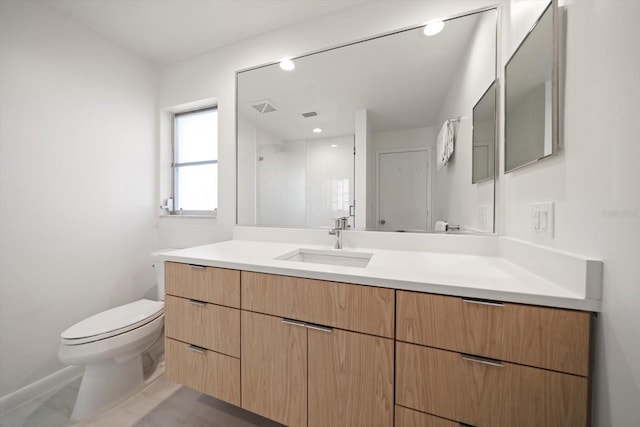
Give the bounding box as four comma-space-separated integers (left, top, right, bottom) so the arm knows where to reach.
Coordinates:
71, 354, 145, 420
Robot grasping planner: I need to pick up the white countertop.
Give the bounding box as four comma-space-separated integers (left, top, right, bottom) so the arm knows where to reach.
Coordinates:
160, 239, 601, 312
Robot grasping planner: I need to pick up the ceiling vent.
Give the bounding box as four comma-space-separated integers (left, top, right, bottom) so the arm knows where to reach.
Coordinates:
302, 111, 318, 118
251, 99, 277, 114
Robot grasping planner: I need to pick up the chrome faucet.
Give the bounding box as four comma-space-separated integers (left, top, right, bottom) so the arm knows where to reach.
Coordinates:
329, 217, 349, 249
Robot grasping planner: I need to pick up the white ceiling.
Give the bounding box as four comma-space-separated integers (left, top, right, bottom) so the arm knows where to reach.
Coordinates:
238, 12, 490, 141
47, 0, 363, 65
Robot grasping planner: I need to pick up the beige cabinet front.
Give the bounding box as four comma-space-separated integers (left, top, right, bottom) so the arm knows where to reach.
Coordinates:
241, 273, 395, 427
396, 342, 588, 427
241, 311, 308, 427
307, 327, 394, 427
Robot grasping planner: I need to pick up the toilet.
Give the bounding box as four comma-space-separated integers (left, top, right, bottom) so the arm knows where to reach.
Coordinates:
58, 250, 170, 420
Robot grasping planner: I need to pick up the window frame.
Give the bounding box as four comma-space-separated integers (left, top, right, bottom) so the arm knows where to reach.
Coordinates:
171, 106, 219, 216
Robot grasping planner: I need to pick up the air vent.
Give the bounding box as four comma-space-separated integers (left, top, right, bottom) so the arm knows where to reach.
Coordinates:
302, 111, 318, 118
251, 99, 277, 114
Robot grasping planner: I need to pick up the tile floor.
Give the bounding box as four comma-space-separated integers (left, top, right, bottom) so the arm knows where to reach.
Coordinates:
0, 367, 283, 427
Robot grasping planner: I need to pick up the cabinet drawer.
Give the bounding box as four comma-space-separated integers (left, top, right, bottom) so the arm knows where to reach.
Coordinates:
241, 271, 308, 320
396, 291, 590, 375
395, 406, 457, 427
165, 295, 240, 357
307, 279, 394, 338
165, 338, 240, 406
165, 262, 240, 308
241, 271, 394, 337
396, 342, 588, 427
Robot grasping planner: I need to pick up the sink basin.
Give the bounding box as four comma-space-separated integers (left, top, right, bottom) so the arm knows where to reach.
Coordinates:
276, 248, 372, 268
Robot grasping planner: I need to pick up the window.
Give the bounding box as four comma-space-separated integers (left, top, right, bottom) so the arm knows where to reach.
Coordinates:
172, 107, 218, 215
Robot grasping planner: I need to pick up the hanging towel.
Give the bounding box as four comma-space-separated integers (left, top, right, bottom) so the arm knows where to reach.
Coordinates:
437, 119, 457, 167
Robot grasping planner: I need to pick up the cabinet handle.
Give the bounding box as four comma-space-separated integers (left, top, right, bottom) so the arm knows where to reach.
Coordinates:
306, 323, 333, 333
189, 299, 206, 307
461, 354, 503, 368
188, 264, 205, 269
462, 298, 504, 307
188, 344, 206, 354
281, 319, 307, 328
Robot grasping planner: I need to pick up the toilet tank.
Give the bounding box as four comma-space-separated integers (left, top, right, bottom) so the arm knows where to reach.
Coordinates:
150, 249, 177, 301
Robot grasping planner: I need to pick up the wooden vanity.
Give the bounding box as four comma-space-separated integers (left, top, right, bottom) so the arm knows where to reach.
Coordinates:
163, 261, 592, 427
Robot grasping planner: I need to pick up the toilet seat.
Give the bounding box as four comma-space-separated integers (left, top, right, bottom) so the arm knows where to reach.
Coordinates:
61, 299, 164, 345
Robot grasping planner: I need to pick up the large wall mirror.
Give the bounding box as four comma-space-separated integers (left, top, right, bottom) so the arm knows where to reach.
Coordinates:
505, 0, 558, 172
237, 7, 498, 233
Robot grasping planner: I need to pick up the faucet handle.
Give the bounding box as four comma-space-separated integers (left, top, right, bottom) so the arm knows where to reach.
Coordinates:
333, 216, 349, 230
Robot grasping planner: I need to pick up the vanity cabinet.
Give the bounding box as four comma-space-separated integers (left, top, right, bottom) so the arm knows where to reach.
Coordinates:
395, 290, 591, 427
164, 262, 241, 406
164, 263, 592, 427
241, 272, 395, 427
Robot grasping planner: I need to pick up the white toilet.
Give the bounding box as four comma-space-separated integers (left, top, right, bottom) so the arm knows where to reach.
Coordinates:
58, 250, 170, 420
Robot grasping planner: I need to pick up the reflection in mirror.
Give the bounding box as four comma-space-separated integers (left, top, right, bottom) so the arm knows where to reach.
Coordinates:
505, 1, 556, 172
237, 7, 497, 233
472, 81, 497, 184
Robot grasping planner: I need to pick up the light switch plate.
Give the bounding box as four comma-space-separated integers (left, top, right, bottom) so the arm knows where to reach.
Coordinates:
532, 202, 554, 238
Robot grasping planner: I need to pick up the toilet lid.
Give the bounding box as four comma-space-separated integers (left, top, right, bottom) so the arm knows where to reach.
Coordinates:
61, 299, 164, 343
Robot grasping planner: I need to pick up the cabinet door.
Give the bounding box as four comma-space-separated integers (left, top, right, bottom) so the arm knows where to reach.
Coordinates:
308, 327, 394, 427
241, 311, 307, 427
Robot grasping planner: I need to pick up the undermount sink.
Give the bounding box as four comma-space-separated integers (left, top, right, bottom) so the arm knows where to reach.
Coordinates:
276, 248, 373, 268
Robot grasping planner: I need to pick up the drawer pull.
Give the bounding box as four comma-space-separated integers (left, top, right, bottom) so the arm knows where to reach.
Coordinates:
188, 264, 206, 269
306, 323, 333, 333
281, 318, 307, 328
189, 299, 206, 307
462, 298, 504, 307
461, 354, 503, 368
188, 344, 207, 354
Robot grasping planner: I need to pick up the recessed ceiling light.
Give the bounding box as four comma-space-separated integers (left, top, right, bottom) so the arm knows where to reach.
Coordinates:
331, 144, 338, 148
279, 58, 295, 71
423, 20, 445, 36
313, 128, 322, 133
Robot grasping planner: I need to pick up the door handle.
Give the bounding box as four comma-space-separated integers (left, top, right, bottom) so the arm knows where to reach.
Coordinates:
462, 298, 504, 307
188, 345, 206, 354
380, 219, 386, 225
306, 323, 333, 333
188, 264, 205, 269
461, 354, 503, 368
189, 299, 206, 307
281, 318, 306, 328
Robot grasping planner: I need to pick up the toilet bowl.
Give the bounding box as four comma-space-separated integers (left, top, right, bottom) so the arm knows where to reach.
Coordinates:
58, 250, 172, 420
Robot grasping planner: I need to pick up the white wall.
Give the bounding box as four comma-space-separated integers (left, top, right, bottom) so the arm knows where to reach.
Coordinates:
0, 0, 159, 400
500, 2, 640, 426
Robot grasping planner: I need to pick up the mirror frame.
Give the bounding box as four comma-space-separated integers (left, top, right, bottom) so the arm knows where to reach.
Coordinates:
504, 0, 559, 174
235, 5, 501, 234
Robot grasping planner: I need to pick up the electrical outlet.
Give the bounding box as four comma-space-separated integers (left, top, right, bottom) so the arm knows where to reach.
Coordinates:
531, 202, 554, 238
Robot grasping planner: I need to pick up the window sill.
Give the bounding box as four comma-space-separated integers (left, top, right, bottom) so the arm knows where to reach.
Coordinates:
159, 213, 217, 219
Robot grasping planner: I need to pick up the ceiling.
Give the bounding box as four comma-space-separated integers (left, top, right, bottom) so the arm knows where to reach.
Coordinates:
237, 11, 494, 142
47, 0, 363, 65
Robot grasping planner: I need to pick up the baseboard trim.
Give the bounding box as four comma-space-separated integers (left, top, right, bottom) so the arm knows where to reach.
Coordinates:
0, 366, 83, 415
